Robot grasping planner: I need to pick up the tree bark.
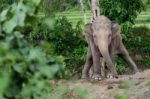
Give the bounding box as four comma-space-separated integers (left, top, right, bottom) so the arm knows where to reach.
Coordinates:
90, 0, 100, 21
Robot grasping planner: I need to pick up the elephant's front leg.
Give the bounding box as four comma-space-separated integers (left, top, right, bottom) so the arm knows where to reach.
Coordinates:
105, 49, 117, 78
100, 57, 106, 77
90, 40, 102, 80
118, 42, 139, 73
82, 46, 93, 79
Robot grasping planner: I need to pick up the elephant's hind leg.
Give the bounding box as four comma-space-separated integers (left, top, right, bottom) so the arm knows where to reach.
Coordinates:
118, 42, 139, 73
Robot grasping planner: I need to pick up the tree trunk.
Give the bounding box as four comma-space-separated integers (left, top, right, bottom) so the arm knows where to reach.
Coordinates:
90, 0, 100, 21
78, 0, 87, 24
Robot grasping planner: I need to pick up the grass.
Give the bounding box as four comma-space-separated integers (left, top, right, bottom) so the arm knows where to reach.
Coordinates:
56, 9, 150, 28
135, 9, 150, 28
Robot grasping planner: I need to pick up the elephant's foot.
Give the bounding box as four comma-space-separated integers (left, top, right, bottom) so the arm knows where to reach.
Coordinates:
91, 73, 103, 81
106, 70, 118, 79
106, 73, 118, 79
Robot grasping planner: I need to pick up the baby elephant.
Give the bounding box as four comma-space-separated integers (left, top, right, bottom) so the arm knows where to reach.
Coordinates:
82, 15, 139, 80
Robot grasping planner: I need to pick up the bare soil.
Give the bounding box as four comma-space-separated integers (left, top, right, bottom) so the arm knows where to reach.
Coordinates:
51, 70, 150, 99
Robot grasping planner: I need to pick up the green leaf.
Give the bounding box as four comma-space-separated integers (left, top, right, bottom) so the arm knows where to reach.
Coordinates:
11, 2, 27, 26
0, 42, 9, 54
3, 19, 17, 33
0, 8, 9, 22
0, 72, 10, 96
21, 84, 34, 97
14, 32, 24, 39
44, 18, 55, 29
32, 0, 41, 6
56, 56, 64, 63
12, 11, 26, 27
28, 48, 46, 63
39, 64, 60, 78
13, 63, 25, 73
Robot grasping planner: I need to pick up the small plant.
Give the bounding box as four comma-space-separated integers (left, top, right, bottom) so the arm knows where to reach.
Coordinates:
115, 57, 126, 75
114, 94, 128, 99
119, 81, 134, 89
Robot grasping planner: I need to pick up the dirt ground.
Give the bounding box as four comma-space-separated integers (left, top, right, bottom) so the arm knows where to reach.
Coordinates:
51, 70, 150, 99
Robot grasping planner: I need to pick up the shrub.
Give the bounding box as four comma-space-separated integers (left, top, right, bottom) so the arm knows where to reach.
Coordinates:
127, 26, 150, 69
100, 0, 144, 42
50, 17, 87, 79
0, 0, 65, 98
24, 14, 86, 78
100, 0, 144, 24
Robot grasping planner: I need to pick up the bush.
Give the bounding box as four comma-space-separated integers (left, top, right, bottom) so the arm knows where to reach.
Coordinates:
50, 17, 87, 79
100, 0, 144, 24
100, 0, 144, 42
30, 16, 87, 79
0, 0, 65, 98
127, 26, 150, 69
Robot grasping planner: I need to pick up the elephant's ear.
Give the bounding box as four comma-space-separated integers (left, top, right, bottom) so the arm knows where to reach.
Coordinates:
84, 23, 93, 35
112, 22, 120, 38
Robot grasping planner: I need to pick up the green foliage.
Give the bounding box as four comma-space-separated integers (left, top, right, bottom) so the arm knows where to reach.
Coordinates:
115, 57, 126, 75
114, 95, 128, 99
0, 72, 10, 98
50, 17, 86, 78
50, 17, 84, 56
119, 81, 135, 89
138, 57, 150, 68
67, 0, 90, 10
130, 26, 150, 52
43, 0, 66, 15
143, 0, 150, 8
0, 0, 65, 98
30, 16, 86, 79
100, 0, 144, 24
127, 26, 150, 69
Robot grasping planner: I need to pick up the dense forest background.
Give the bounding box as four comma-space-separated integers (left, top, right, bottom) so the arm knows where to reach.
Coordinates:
0, 0, 150, 98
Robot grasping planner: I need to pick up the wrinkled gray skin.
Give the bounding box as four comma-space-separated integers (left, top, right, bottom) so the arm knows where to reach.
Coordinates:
82, 15, 139, 80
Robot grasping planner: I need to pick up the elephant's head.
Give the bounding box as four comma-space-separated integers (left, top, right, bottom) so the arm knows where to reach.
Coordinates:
92, 15, 120, 75
92, 16, 120, 48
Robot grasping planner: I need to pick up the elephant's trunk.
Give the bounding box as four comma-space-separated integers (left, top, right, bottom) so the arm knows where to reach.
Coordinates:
97, 39, 117, 75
